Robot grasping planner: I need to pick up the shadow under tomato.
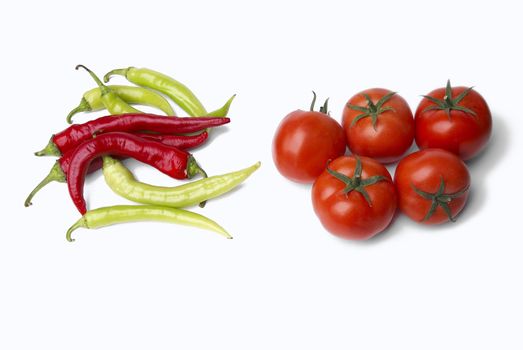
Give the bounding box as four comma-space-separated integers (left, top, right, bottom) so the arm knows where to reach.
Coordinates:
455, 113, 508, 223
336, 114, 509, 244
323, 210, 403, 246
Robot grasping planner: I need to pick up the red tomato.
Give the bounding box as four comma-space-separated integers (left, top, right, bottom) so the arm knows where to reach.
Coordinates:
415, 80, 492, 160
272, 94, 346, 183
342, 88, 414, 164
394, 148, 470, 224
311, 156, 397, 240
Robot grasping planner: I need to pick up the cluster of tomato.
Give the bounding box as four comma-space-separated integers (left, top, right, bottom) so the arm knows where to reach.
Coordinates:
272, 81, 492, 240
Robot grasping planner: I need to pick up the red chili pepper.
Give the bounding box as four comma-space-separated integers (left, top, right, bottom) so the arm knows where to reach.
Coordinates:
67, 132, 205, 214
136, 130, 208, 150
35, 113, 228, 156
24, 132, 208, 208
78, 131, 209, 174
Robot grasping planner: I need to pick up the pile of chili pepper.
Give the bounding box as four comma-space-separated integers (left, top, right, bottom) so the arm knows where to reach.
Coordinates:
26, 65, 260, 241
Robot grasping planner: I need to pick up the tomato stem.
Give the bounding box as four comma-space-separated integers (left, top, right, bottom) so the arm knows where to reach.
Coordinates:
347, 92, 396, 130
411, 176, 469, 222
310, 91, 330, 115
76, 64, 111, 96
326, 157, 387, 207
310, 91, 317, 111
421, 80, 477, 119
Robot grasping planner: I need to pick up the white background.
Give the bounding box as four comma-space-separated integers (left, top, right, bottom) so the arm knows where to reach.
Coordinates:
1, 1, 522, 349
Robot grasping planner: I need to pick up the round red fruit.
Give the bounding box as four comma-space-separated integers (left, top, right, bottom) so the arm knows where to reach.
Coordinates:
273, 94, 346, 183
312, 155, 397, 240
415, 80, 492, 160
394, 148, 470, 224
342, 88, 414, 164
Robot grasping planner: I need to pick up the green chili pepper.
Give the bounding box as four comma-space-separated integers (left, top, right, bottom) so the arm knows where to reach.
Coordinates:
103, 157, 260, 208
78, 65, 207, 183
70, 66, 224, 239
66, 85, 176, 124
66, 205, 232, 242
76, 65, 141, 116
205, 94, 236, 117
104, 66, 235, 117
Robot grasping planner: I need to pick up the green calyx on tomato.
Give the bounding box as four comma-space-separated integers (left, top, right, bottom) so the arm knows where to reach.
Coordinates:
310, 91, 330, 114
421, 80, 477, 118
326, 157, 387, 207
346, 91, 396, 130
411, 176, 469, 222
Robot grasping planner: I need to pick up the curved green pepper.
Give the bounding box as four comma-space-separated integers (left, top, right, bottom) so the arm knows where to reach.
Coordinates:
104, 66, 235, 117
67, 85, 176, 123
103, 157, 260, 208
66, 205, 232, 242
77, 65, 141, 116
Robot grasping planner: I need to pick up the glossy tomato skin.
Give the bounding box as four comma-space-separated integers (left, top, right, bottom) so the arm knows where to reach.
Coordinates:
311, 156, 397, 240
415, 86, 492, 160
394, 149, 470, 224
272, 109, 346, 183
342, 88, 414, 164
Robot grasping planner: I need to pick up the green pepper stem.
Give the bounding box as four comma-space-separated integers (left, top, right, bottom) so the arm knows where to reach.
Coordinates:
66, 98, 91, 124
34, 136, 61, 157
198, 166, 208, 179
186, 157, 208, 207
76, 65, 110, 95
103, 68, 130, 83
186, 156, 207, 179
196, 163, 208, 210
24, 162, 66, 207
66, 217, 87, 242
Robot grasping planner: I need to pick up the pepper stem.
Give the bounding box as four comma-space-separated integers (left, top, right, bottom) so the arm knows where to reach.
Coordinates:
103, 67, 131, 83
66, 217, 87, 242
187, 156, 207, 179
34, 136, 61, 157
186, 156, 208, 208
66, 98, 91, 124
24, 162, 66, 207
76, 65, 110, 95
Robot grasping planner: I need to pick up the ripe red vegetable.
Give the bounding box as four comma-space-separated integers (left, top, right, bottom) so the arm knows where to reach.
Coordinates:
342, 88, 414, 164
66, 132, 206, 214
394, 148, 470, 224
272, 93, 346, 183
35, 113, 229, 157
415, 80, 492, 160
24, 132, 209, 208
312, 155, 397, 240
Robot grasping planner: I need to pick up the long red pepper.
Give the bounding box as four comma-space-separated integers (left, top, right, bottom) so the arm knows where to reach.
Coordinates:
35, 113, 228, 156
72, 131, 209, 174
67, 132, 205, 214
135, 131, 208, 150
24, 132, 208, 208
